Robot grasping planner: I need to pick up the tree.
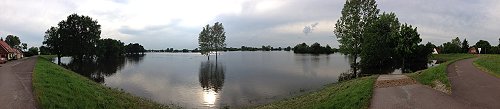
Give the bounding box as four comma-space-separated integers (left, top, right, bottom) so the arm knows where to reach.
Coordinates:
396, 23, 421, 70
58, 14, 101, 60
5, 35, 21, 49
39, 46, 51, 55
198, 25, 212, 59
334, 0, 379, 77
293, 43, 309, 53
462, 38, 469, 53
22, 43, 27, 51
96, 38, 125, 58
43, 26, 63, 64
125, 43, 145, 54
198, 22, 226, 60
475, 40, 491, 54
451, 37, 461, 48
211, 22, 226, 60
27, 47, 39, 56
360, 12, 400, 74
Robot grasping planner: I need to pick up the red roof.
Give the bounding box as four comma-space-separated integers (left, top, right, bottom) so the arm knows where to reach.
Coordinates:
0, 40, 15, 53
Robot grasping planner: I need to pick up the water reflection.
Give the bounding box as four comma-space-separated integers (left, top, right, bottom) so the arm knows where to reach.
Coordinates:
198, 61, 225, 107
57, 55, 145, 83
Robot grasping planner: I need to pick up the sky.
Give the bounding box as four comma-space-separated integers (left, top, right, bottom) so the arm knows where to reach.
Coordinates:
0, 0, 499, 49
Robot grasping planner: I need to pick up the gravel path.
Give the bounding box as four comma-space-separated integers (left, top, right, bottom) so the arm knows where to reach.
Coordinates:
0, 56, 38, 109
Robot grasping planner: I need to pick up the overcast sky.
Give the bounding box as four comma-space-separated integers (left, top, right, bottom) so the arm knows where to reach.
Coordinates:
0, 0, 499, 49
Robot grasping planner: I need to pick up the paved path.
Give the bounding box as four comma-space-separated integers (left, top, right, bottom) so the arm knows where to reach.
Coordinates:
371, 58, 500, 109
448, 58, 500, 108
370, 75, 471, 109
0, 56, 38, 109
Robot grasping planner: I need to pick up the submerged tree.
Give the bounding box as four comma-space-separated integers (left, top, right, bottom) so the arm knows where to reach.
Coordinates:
334, 0, 380, 77
198, 22, 226, 60
58, 14, 101, 60
360, 12, 400, 74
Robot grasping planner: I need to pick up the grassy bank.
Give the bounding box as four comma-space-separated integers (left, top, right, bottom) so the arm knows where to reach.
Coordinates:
255, 76, 376, 109
408, 54, 474, 92
33, 55, 170, 109
474, 54, 500, 78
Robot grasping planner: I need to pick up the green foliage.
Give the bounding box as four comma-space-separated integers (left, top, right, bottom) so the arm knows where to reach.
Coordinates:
198, 22, 226, 59
292, 42, 335, 54
255, 76, 375, 109
33, 56, 169, 109
475, 40, 491, 54
96, 38, 125, 58
22, 43, 28, 51
43, 26, 62, 59
360, 12, 400, 74
58, 14, 101, 59
25, 47, 39, 56
39, 46, 51, 55
334, 0, 380, 76
408, 54, 474, 89
5, 35, 21, 49
462, 38, 469, 53
125, 43, 146, 54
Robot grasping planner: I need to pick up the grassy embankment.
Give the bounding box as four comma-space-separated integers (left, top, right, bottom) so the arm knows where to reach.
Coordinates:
33, 55, 171, 109
408, 54, 475, 92
473, 54, 500, 78
255, 76, 376, 109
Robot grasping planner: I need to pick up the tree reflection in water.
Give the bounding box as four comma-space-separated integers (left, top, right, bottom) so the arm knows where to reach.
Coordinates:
198, 60, 225, 107
59, 55, 145, 83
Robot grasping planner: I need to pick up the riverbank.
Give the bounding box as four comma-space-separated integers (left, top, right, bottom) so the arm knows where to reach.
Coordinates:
33, 55, 170, 109
255, 76, 376, 109
474, 54, 500, 77
408, 54, 475, 93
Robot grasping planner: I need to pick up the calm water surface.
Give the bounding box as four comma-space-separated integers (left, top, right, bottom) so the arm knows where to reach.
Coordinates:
54, 51, 434, 108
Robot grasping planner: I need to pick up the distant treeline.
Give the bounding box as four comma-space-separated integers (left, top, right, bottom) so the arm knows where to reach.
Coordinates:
434, 37, 500, 54
147, 45, 294, 53
293, 42, 338, 54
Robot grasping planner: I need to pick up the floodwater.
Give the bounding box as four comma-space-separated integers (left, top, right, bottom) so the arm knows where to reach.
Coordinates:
53, 51, 436, 108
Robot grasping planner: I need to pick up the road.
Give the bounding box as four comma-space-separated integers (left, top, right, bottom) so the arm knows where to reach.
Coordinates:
0, 56, 38, 109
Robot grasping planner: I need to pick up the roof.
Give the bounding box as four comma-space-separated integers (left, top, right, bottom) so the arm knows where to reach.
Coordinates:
0, 40, 15, 53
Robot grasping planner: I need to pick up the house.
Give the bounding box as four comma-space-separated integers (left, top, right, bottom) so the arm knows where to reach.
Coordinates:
14, 49, 23, 59
432, 48, 440, 54
0, 40, 15, 61
469, 47, 478, 54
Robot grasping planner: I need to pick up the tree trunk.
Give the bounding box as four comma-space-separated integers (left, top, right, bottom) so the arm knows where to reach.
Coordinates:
57, 54, 62, 65
216, 50, 218, 60
353, 56, 358, 78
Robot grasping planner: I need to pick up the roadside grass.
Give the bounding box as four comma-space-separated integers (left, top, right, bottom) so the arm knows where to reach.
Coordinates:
473, 54, 500, 78
254, 76, 376, 109
33, 55, 171, 109
408, 54, 475, 92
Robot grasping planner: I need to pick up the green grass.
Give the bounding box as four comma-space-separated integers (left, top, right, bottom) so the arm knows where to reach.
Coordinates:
408, 54, 475, 91
33, 55, 171, 109
473, 54, 500, 78
255, 76, 376, 109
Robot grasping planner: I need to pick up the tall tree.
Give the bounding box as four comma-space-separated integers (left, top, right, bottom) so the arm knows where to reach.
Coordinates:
451, 37, 461, 48
43, 27, 63, 64
462, 38, 469, 53
334, 0, 379, 77
396, 23, 421, 70
360, 12, 400, 74
58, 14, 101, 60
198, 22, 226, 60
5, 35, 21, 49
198, 25, 212, 60
211, 22, 226, 60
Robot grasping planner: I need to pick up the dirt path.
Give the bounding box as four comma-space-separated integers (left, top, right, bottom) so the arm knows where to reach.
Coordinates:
0, 56, 38, 109
448, 58, 500, 108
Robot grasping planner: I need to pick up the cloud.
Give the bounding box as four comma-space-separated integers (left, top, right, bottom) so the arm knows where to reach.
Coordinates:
303, 22, 319, 35
1, 0, 500, 49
